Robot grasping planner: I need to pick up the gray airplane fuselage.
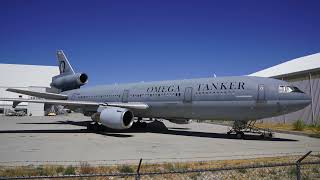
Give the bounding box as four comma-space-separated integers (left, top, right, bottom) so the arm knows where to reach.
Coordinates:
62, 76, 311, 121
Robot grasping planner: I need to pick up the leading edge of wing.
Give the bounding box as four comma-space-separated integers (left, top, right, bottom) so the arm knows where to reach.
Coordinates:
0, 98, 149, 110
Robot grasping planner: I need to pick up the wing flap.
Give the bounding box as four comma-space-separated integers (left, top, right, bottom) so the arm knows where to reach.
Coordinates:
7, 88, 68, 100
0, 98, 149, 110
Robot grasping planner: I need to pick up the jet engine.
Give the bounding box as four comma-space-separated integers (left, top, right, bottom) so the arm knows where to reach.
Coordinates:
91, 107, 134, 130
50, 73, 88, 91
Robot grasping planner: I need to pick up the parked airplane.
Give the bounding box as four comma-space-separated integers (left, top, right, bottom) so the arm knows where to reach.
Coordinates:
1, 51, 311, 138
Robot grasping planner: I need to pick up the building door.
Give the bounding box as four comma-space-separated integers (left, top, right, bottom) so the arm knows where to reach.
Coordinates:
257, 84, 266, 102
184, 87, 193, 103
122, 90, 129, 103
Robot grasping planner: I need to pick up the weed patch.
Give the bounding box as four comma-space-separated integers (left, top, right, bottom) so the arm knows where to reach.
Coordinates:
118, 164, 134, 173
293, 120, 305, 131
63, 165, 75, 175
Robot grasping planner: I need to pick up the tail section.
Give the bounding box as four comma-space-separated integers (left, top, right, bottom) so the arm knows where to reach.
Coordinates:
51, 50, 88, 92
57, 50, 75, 75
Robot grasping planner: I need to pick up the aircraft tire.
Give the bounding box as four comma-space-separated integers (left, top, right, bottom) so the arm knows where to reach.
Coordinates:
261, 133, 273, 139
87, 123, 100, 132
87, 123, 93, 131
236, 132, 244, 139
140, 122, 148, 128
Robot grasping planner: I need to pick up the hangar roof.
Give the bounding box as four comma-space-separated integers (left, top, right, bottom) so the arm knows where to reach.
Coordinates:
249, 53, 320, 78
0, 64, 59, 87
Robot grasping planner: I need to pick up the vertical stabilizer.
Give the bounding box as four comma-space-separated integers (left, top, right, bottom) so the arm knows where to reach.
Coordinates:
51, 50, 88, 92
57, 50, 75, 75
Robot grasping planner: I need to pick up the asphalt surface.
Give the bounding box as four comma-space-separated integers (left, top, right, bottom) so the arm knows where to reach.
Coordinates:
0, 114, 319, 166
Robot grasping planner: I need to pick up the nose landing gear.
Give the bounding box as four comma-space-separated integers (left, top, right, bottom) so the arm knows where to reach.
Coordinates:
227, 120, 274, 139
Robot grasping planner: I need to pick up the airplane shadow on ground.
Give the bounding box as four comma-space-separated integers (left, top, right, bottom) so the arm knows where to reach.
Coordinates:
6, 120, 298, 141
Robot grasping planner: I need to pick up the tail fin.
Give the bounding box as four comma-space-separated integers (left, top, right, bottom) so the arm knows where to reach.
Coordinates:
51, 50, 88, 92
57, 50, 75, 75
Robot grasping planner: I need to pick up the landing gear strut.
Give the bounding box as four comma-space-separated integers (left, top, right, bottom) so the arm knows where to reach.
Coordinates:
87, 122, 103, 132
227, 120, 273, 139
132, 117, 148, 129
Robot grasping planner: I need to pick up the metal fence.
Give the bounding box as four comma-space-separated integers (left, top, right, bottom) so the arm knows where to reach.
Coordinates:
0, 151, 319, 180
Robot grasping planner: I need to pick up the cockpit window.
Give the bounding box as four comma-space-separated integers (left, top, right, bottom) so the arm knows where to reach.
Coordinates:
279, 85, 304, 93
279, 86, 285, 93
291, 86, 304, 93
286, 86, 294, 93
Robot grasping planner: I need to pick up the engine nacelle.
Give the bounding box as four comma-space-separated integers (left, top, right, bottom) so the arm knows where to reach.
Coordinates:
92, 107, 134, 130
51, 73, 88, 91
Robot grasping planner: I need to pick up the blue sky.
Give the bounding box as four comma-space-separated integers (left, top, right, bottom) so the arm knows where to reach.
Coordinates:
1, 0, 319, 86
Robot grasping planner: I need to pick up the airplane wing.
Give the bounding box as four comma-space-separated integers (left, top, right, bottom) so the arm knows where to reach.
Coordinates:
0, 98, 149, 110
7, 88, 68, 100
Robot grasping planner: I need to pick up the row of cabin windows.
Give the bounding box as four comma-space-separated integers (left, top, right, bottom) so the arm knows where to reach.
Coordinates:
78, 95, 121, 99
131, 93, 181, 97
77, 93, 182, 99
196, 91, 236, 95
77, 90, 236, 100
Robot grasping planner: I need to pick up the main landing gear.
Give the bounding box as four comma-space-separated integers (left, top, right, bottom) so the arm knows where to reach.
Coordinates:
227, 120, 273, 139
131, 117, 148, 129
87, 122, 104, 132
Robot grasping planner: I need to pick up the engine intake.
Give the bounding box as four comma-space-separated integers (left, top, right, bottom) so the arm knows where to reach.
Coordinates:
92, 107, 134, 130
51, 73, 88, 91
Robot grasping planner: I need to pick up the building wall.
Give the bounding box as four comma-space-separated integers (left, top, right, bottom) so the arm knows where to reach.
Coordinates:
262, 71, 320, 124
0, 64, 59, 116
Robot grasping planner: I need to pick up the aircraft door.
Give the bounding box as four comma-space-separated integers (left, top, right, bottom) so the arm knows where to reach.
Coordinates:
184, 87, 193, 103
257, 84, 266, 102
122, 90, 129, 103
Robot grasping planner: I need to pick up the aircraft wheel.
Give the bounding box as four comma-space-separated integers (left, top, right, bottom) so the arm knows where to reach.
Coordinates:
140, 122, 148, 128
261, 133, 273, 139
87, 123, 100, 132
264, 133, 273, 139
87, 123, 94, 131
236, 132, 244, 139
135, 121, 148, 128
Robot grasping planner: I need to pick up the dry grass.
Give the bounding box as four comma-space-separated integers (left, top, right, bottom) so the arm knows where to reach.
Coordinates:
256, 121, 320, 137
1, 154, 319, 179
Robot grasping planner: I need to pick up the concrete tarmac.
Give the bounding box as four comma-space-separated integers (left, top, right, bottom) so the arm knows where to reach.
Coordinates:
0, 114, 319, 166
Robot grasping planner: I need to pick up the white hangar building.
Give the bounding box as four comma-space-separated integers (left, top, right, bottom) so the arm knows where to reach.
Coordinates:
250, 53, 320, 124
0, 64, 59, 116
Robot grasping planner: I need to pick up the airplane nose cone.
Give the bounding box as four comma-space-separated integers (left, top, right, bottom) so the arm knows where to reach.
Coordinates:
282, 93, 312, 113
304, 94, 312, 105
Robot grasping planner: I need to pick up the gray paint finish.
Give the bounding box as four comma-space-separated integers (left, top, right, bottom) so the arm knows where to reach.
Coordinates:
62, 76, 311, 121
261, 71, 319, 124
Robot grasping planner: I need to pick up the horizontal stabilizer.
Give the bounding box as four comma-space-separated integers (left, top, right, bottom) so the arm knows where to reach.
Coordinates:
6, 88, 68, 100
0, 98, 149, 110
